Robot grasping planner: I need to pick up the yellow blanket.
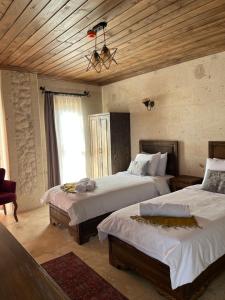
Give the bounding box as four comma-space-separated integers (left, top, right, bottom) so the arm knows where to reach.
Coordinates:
130, 215, 200, 229
61, 183, 77, 193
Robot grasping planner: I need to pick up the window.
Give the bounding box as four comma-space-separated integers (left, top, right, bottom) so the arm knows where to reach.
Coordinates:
54, 95, 86, 183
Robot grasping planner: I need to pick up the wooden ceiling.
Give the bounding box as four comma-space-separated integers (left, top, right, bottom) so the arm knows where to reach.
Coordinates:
0, 0, 225, 85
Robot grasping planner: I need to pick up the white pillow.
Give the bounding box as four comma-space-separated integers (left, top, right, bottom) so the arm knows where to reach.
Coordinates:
135, 152, 161, 176
203, 158, 225, 184
156, 153, 168, 176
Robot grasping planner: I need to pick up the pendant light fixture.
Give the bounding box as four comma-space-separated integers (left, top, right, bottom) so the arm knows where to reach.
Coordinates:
85, 22, 117, 73
86, 33, 102, 73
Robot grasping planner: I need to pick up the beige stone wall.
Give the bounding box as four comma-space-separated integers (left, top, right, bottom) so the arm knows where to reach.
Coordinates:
102, 51, 225, 177
0, 71, 102, 211
1, 70, 45, 211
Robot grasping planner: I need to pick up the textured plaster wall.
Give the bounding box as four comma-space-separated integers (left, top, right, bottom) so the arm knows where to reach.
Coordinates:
0, 71, 102, 211
1, 70, 44, 211
102, 51, 225, 177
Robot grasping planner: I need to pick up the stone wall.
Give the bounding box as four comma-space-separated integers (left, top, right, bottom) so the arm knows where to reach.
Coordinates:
102, 51, 225, 177
1, 70, 44, 211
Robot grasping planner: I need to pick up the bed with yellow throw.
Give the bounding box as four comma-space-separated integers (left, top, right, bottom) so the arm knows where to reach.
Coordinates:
97, 141, 225, 300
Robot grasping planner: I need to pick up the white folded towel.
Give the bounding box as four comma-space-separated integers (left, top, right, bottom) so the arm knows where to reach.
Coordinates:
139, 202, 191, 217
86, 180, 96, 192
78, 178, 90, 184
75, 178, 96, 193
75, 183, 87, 193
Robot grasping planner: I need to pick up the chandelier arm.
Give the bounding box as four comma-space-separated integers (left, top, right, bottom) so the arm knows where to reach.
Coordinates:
95, 31, 97, 50
103, 27, 106, 45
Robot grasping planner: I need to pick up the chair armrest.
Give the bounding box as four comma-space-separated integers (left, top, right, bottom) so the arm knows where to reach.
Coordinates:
1, 180, 16, 193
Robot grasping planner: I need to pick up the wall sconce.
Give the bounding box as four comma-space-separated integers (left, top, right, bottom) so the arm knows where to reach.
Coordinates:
143, 98, 155, 111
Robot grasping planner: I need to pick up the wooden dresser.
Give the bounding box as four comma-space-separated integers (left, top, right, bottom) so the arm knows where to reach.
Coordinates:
89, 112, 131, 178
0, 223, 69, 300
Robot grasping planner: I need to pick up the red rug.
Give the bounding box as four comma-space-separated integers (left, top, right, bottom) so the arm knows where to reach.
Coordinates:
42, 252, 128, 300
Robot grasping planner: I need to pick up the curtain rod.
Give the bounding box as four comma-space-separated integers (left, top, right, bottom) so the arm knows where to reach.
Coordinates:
40, 86, 90, 97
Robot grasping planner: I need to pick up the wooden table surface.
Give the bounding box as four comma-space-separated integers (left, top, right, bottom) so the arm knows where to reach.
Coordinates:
0, 223, 69, 300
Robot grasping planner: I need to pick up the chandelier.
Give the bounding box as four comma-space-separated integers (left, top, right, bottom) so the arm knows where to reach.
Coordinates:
85, 22, 117, 73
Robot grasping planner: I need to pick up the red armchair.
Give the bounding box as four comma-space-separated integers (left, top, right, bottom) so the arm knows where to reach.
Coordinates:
0, 168, 18, 222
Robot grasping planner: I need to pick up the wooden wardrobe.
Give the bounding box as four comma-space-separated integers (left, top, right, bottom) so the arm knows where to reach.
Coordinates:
89, 113, 131, 178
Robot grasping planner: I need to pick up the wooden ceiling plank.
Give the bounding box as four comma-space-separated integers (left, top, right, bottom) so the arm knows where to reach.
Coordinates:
0, 0, 13, 19
0, 0, 31, 40
32, 0, 183, 73
81, 28, 225, 82
5, 0, 90, 65
73, 22, 225, 81
20, 0, 144, 69
59, 0, 224, 75
8, 0, 120, 66
56, 6, 224, 78
37, 0, 218, 75
97, 40, 225, 84
47, 0, 221, 77
40, 0, 198, 74
22, 0, 149, 69
0, 0, 224, 84
67, 0, 162, 44
0, 0, 52, 56
0, 0, 70, 64
79, 43, 225, 84
32, 0, 180, 71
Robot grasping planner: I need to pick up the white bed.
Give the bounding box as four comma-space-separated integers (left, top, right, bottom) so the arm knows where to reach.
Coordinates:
41, 140, 178, 244
41, 172, 172, 226
98, 184, 225, 289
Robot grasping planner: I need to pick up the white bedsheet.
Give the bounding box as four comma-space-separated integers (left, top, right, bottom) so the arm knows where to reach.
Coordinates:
98, 185, 225, 289
41, 172, 171, 226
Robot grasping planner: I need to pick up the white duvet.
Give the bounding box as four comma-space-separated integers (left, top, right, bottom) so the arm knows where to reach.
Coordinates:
98, 185, 225, 289
41, 172, 171, 226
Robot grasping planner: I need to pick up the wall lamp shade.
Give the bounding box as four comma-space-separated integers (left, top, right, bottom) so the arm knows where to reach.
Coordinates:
143, 99, 155, 111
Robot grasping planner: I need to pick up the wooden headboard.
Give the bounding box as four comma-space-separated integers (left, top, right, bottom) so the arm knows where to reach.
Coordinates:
139, 140, 178, 176
209, 141, 225, 159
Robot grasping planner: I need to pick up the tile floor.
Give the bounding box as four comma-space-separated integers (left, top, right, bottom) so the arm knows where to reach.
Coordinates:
1, 206, 225, 300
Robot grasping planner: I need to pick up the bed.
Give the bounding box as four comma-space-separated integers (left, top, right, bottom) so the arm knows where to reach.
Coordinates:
41, 140, 178, 244
98, 141, 225, 300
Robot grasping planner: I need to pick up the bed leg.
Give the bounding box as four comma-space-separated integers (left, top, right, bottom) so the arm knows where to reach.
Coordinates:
109, 255, 129, 270
50, 216, 57, 226
69, 225, 91, 245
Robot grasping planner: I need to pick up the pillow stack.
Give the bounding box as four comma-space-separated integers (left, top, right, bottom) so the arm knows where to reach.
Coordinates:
127, 152, 168, 176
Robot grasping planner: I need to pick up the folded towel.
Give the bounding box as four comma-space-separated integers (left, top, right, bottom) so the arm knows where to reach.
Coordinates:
139, 202, 191, 218
75, 178, 96, 193
75, 183, 87, 193
86, 180, 96, 191
78, 178, 90, 184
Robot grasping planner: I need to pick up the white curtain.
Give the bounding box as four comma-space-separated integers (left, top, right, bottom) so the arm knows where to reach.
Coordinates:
54, 95, 86, 183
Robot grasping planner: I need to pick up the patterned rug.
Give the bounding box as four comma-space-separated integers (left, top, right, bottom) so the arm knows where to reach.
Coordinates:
42, 252, 128, 300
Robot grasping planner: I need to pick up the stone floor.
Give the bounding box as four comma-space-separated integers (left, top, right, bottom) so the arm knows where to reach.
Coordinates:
1, 206, 225, 300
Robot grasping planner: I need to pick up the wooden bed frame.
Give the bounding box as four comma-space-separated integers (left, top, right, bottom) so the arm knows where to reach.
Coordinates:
108, 141, 225, 300
49, 140, 178, 244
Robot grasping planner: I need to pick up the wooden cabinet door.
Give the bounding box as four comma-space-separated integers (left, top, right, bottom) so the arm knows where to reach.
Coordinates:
89, 116, 102, 178
99, 115, 111, 177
